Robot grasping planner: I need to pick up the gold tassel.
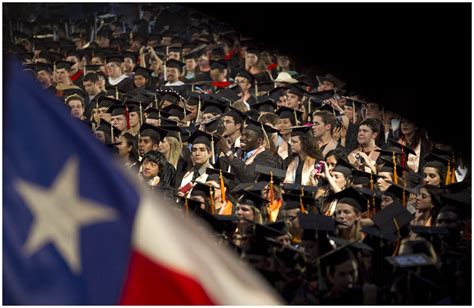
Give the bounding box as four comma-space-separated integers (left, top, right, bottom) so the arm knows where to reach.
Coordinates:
219, 170, 226, 203
184, 195, 189, 217
115, 87, 119, 100
255, 80, 258, 97
269, 171, 274, 204
210, 134, 215, 165
370, 173, 374, 193
445, 160, 451, 185
451, 154, 456, 184
299, 187, 306, 214
392, 152, 398, 184
209, 184, 215, 215
392, 217, 401, 256
261, 123, 270, 149
352, 100, 356, 123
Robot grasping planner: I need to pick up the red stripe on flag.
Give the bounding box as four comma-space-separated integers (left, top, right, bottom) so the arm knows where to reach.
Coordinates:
120, 250, 215, 305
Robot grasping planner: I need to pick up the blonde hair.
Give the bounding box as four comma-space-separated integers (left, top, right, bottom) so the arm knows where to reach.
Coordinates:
164, 136, 181, 169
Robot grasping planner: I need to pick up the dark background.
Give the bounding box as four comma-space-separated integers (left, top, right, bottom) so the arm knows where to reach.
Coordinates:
189, 3, 472, 159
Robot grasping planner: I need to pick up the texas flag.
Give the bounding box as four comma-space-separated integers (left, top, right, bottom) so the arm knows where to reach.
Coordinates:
3, 58, 282, 305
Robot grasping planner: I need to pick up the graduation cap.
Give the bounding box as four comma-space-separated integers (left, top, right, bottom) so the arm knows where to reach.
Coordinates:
328, 236, 374, 252
106, 104, 127, 117
290, 125, 312, 137
255, 165, 286, 184
286, 84, 305, 98
211, 89, 241, 104
245, 117, 279, 135
165, 59, 185, 70
54, 60, 75, 71
267, 86, 288, 100
162, 104, 185, 120
95, 119, 122, 139
98, 96, 121, 109
344, 97, 366, 110
209, 60, 227, 71
235, 70, 255, 84
63, 88, 86, 100
282, 193, 315, 211
237, 191, 268, 210
439, 190, 471, 219
361, 225, 398, 242
352, 170, 383, 186
139, 123, 166, 141
190, 182, 214, 200
254, 221, 287, 238
283, 183, 318, 197
187, 130, 220, 148
193, 207, 238, 235
206, 167, 237, 193
328, 187, 368, 213
331, 160, 354, 178
203, 116, 222, 133
383, 183, 415, 205
221, 106, 246, 126
251, 96, 277, 113
298, 212, 336, 234
106, 54, 123, 64
316, 73, 346, 89
201, 101, 227, 115
159, 125, 182, 140
84, 64, 103, 73
409, 225, 450, 237
385, 253, 435, 269
275, 106, 303, 125
372, 201, 414, 234
441, 181, 471, 194
388, 139, 417, 156
379, 157, 414, 184
134, 66, 153, 79
357, 187, 383, 212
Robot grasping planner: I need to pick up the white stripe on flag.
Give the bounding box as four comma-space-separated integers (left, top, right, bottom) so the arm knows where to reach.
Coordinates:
132, 189, 283, 305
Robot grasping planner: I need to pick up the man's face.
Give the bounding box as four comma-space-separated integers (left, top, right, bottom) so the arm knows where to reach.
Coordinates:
328, 259, 358, 292
197, 55, 209, 68
246, 52, 258, 66
37, 70, 52, 85
139, 136, 158, 156
381, 195, 394, 209
123, 57, 135, 73
210, 68, 225, 81
90, 57, 104, 65
168, 52, 180, 61
94, 131, 106, 143
83, 80, 100, 96
436, 211, 461, 230
312, 115, 330, 139
357, 125, 376, 146
166, 67, 181, 83
185, 59, 197, 71
365, 103, 381, 119
111, 115, 127, 131
376, 172, 392, 192
223, 115, 240, 137
106, 62, 122, 78
129, 111, 140, 128
68, 99, 84, 119
286, 92, 300, 109
240, 129, 260, 152
201, 112, 216, 123
235, 76, 250, 92
55, 68, 69, 84
191, 143, 211, 166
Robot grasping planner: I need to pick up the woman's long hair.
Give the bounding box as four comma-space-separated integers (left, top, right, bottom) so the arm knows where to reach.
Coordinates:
122, 132, 139, 164
289, 131, 323, 165
164, 136, 182, 169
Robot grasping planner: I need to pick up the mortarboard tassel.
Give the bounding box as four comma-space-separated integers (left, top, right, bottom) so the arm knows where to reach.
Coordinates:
261, 123, 271, 149
125, 105, 131, 130
367, 199, 371, 218
110, 124, 114, 144
219, 170, 226, 203
210, 134, 216, 165
392, 152, 398, 185
392, 217, 401, 256
451, 156, 456, 184
115, 87, 119, 100
370, 173, 374, 193
269, 170, 274, 205
209, 185, 215, 215
445, 160, 451, 186
299, 187, 306, 214
352, 100, 356, 124
255, 81, 258, 97
154, 94, 158, 109
184, 195, 189, 218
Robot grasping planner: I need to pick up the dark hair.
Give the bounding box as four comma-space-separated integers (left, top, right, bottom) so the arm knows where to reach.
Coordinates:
423, 161, 446, 185
418, 184, 443, 222
65, 94, 85, 107
122, 132, 139, 164
398, 118, 430, 149
142, 150, 167, 170
325, 148, 347, 161
359, 118, 381, 135
83, 72, 99, 83
314, 110, 336, 131
259, 113, 279, 126
291, 131, 323, 162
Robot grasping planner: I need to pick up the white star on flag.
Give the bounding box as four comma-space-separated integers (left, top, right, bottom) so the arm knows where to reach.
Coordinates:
15, 157, 118, 274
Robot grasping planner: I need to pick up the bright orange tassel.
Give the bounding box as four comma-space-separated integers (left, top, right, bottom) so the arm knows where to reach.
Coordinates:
392, 152, 398, 184
445, 160, 451, 185
219, 170, 226, 203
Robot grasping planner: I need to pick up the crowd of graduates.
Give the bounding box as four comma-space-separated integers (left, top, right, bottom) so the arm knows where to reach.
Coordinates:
5, 3, 471, 304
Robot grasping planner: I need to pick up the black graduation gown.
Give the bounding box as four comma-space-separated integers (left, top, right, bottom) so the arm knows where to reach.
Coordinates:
220, 149, 281, 183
